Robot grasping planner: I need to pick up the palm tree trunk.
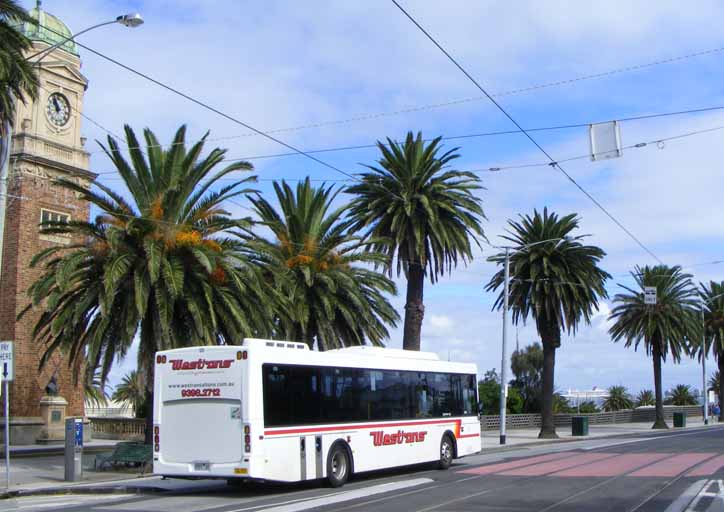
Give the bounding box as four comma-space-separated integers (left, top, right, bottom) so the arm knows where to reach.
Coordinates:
139, 316, 155, 445
539, 339, 558, 438
652, 341, 668, 429
719, 356, 724, 422
144, 363, 155, 445
402, 263, 425, 351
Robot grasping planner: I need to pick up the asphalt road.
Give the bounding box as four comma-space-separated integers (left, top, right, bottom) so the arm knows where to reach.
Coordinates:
4, 426, 724, 512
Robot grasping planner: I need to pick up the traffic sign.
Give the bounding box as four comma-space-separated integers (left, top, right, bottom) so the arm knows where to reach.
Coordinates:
0, 341, 14, 381
644, 287, 657, 305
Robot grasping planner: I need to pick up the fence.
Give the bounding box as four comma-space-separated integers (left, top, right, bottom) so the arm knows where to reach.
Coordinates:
89, 405, 703, 440
480, 406, 703, 430
89, 417, 146, 441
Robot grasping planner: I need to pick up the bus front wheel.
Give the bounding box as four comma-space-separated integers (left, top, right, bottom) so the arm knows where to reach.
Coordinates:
438, 434, 454, 470
326, 443, 351, 487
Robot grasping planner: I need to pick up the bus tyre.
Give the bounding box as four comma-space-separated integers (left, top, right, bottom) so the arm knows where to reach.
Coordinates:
326, 443, 350, 488
438, 434, 454, 470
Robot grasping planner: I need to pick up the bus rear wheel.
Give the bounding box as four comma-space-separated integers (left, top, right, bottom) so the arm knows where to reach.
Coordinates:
438, 434, 454, 470
326, 443, 350, 487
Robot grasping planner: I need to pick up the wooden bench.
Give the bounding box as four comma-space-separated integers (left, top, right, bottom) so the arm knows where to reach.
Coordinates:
95, 442, 152, 473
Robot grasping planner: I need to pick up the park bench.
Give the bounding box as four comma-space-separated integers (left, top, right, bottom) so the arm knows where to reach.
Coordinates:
95, 441, 152, 473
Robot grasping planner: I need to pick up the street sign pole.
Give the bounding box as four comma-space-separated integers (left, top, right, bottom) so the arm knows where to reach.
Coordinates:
4, 363, 8, 489
0, 342, 14, 490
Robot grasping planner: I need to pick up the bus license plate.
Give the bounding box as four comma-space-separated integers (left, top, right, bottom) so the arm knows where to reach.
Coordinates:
194, 462, 210, 471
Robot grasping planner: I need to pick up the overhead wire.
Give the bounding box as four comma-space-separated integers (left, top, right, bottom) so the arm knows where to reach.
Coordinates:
80, 102, 724, 161
389, 0, 663, 265
35, 22, 360, 183
67, 37, 724, 152
72, 107, 724, 180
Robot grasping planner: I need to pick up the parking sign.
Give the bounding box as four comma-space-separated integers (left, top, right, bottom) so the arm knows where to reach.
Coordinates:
0, 342, 14, 381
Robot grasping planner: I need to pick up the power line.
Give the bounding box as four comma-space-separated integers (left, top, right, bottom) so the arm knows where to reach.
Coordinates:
389, 0, 663, 265
79, 43, 724, 149
81, 101, 724, 160
36, 23, 360, 183
79, 119, 724, 180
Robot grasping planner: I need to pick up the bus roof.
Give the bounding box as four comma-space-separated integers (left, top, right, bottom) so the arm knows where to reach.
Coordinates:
158, 338, 477, 374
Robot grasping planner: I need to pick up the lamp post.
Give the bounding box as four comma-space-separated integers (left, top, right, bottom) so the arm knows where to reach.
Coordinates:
25, 13, 144, 62
496, 237, 565, 445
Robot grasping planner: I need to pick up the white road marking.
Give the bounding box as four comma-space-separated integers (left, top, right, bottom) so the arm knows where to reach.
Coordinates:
0, 494, 131, 512
234, 478, 433, 512
683, 479, 724, 512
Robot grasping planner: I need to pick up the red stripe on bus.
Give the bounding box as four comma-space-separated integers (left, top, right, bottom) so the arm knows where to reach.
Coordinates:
458, 433, 480, 439
264, 418, 463, 436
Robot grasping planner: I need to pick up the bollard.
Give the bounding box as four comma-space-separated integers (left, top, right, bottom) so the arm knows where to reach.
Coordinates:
64, 418, 83, 481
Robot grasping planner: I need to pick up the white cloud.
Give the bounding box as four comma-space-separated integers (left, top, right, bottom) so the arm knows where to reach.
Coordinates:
35, 0, 723, 395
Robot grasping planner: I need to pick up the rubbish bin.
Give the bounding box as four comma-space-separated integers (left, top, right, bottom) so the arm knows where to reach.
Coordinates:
572, 416, 589, 436
673, 412, 686, 428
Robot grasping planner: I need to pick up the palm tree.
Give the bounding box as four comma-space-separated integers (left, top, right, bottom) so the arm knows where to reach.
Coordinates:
602, 385, 633, 411
84, 368, 109, 409
609, 265, 700, 428
578, 401, 599, 414
699, 281, 724, 421
0, 0, 38, 128
243, 178, 399, 350
346, 132, 485, 351
486, 208, 609, 439
636, 389, 655, 407
21, 125, 272, 442
665, 384, 698, 406
552, 393, 573, 413
112, 370, 145, 418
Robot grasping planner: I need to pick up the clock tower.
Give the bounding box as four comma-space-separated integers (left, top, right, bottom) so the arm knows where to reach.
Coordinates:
0, 4, 95, 439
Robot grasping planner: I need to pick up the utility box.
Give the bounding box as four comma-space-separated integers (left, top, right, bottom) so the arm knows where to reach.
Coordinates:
673, 412, 686, 428
64, 418, 83, 481
572, 416, 589, 436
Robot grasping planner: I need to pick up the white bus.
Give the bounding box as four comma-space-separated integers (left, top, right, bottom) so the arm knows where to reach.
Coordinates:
153, 338, 480, 487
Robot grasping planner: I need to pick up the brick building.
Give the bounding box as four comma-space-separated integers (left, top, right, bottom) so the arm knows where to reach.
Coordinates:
0, 5, 95, 428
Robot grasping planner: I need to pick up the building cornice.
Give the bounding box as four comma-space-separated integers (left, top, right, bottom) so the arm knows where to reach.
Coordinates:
11, 153, 98, 180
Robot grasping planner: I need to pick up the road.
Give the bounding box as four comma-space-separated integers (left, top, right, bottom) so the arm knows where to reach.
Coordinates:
3, 426, 724, 512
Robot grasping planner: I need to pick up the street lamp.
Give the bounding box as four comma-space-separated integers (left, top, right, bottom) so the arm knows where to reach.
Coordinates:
25, 12, 144, 62
494, 237, 566, 445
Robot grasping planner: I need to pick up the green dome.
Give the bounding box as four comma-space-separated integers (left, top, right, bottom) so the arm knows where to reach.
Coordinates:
17, 5, 79, 57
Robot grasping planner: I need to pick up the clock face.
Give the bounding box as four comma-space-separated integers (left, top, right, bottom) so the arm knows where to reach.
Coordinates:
46, 93, 70, 127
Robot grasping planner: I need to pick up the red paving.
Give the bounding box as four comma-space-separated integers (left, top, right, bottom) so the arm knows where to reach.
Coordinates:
628, 453, 716, 477
461, 452, 723, 478
498, 452, 618, 476
552, 453, 671, 477
457, 452, 577, 475
687, 454, 724, 476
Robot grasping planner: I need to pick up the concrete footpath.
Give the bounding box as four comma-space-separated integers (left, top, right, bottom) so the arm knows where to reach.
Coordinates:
0, 418, 718, 498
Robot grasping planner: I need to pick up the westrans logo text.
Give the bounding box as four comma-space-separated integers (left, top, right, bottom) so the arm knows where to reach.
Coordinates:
369, 430, 427, 446
169, 359, 233, 371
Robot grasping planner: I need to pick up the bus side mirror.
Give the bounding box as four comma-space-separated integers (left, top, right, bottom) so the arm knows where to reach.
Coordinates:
477, 402, 484, 416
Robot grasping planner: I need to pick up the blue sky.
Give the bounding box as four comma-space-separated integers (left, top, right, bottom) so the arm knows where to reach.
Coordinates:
30, 1, 724, 397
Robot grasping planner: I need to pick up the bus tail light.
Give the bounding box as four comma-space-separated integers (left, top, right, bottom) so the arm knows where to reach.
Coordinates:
244, 424, 251, 452
154, 425, 160, 452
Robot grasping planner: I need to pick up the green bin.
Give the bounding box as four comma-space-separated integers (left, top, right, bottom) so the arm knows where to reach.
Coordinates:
572, 416, 589, 436
673, 411, 686, 428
